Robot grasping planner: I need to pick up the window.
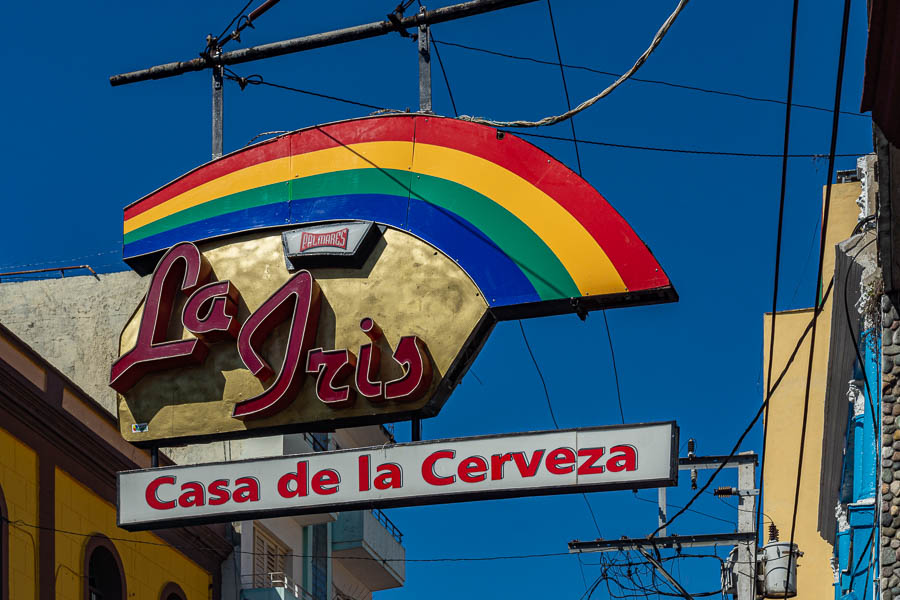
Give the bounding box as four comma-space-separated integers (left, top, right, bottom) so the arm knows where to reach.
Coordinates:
83, 535, 125, 600
253, 522, 289, 588
0, 484, 7, 600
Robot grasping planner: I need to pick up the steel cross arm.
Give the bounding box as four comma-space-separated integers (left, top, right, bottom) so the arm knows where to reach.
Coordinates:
636, 546, 695, 600
678, 453, 758, 471
110, 0, 539, 86
568, 532, 756, 553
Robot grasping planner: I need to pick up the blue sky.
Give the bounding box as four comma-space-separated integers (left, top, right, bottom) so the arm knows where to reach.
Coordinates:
0, 0, 875, 597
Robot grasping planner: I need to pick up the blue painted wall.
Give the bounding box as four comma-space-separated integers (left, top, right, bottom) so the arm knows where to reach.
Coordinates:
833, 327, 880, 600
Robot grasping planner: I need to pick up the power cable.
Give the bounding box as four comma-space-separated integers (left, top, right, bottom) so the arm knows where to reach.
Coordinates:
545, 0, 624, 431
2, 514, 572, 563
632, 493, 735, 526
0, 249, 120, 273
214, 0, 254, 48
603, 312, 625, 424
789, 213, 822, 305
648, 275, 833, 536
504, 130, 866, 158
430, 34, 458, 117
219, 68, 867, 158
519, 320, 559, 428
519, 322, 605, 538
841, 236, 880, 591
784, 2, 853, 595
458, 0, 689, 128
545, 0, 582, 174
224, 69, 388, 111
434, 39, 869, 119
756, 3, 800, 598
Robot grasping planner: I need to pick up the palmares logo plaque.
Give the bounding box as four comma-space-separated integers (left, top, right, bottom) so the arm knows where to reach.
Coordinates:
118, 422, 678, 530
299, 228, 349, 252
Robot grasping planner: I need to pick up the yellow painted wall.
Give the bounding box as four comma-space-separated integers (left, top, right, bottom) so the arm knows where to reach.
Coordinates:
762, 181, 863, 600
0, 428, 38, 600
763, 308, 834, 599
54, 468, 211, 600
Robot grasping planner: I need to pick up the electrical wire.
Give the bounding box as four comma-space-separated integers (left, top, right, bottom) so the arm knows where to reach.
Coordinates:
219, 69, 867, 159
841, 235, 881, 592
546, 0, 582, 174
2, 513, 572, 563
0, 249, 120, 273
544, 0, 626, 432
429, 31, 458, 117
756, 2, 800, 597
648, 276, 834, 536
789, 213, 822, 305
842, 235, 879, 435
784, 2, 853, 596
434, 39, 869, 119
458, 0, 689, 128
519, 320, 559, 428
603, 312, 625, 424
214, 0, 255, 48
504, 130, 866, 158
518, 319, 606, 539
632, 493, 735, 526
224, 69, 388, 111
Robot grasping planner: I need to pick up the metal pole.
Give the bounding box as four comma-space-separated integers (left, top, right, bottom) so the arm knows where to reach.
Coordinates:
411, 419, 421, 442
418, 6, 432, 113
109, 0, 539, 86
150, 447, 159, 468
657, 487, 667, 537
212, 56, 224, 159
736, 452, 757, 600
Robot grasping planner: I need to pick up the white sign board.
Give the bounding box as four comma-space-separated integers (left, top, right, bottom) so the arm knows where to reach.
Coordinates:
118, 422, 677, 530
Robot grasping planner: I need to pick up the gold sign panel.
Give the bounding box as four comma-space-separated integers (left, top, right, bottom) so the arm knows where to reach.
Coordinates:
116, 227, 489, 445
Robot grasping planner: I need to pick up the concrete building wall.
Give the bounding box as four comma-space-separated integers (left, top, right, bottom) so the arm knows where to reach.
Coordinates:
0, 271, 145, 414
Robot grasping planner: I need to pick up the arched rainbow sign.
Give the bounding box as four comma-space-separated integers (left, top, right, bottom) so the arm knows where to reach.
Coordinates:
123, 115, 675, 319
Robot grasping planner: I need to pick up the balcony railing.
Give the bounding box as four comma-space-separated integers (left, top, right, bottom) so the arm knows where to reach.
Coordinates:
372, 508, 402, 543
240, 572, 314, 600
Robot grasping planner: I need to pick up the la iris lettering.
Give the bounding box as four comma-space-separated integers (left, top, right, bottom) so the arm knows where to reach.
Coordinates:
110, 242, 433, 419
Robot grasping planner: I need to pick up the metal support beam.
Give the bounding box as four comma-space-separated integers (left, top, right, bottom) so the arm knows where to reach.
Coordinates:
110, 0, 539, 86
569, 532, 757, 553
418, 6, 432, 113
411, 418, 421, 441
678, 454, 758, 470
212, 61, 224, 159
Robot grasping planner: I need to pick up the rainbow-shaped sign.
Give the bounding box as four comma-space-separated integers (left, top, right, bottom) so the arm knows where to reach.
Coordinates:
123, 115, 675, 318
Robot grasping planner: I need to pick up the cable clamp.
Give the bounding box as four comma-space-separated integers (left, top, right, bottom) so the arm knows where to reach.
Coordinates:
387, 9, 416, 40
